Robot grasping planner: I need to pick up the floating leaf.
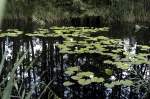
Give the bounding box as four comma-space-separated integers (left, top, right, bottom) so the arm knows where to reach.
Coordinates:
78, 79, 92, 86
64, 71, 75, 76
63, 81, 75, 86
114, 62, 129, 70
120, 80, 133, 86
76, 71, 94, 78
98, 27, 110, 32
91, 77, 104, 83
114, 80, 121, 86
104, 83, 114, 88
67, 66, 80, 72
141, 45, 150, 49
104, 80, 133, 88
103, 60, 113, 64
105, 69, 113, 75
71, 76, 82, 80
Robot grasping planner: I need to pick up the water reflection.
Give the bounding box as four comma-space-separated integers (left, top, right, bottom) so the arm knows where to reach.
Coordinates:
1, 29, 150, 99
123, 37, 137, 55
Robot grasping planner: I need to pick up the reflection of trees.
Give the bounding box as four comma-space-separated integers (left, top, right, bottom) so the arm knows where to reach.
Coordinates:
123, 37, 137, 55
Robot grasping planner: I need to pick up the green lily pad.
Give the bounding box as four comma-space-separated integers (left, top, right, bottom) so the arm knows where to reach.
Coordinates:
114, 62, 129, 70
105, 69, 113, 75
78, 79, 92, 86
103, 60, 113, 64
71, 76, 82, 80
64, 71, 75, 76
104, 80, 133, 88
104, 83, 114, 88
98, 27, 110, 32
67, 66, 80, 72
76, 71, 94, 78
91, 77, 104, 83
141, 45, 150, 49
120, 80, 133, 86
63, 81, 75, 86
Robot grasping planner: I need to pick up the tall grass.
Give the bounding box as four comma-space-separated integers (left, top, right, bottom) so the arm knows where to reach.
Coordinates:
37, 0, 150, 24
0, 52, 29, 99
108, 0, 150, 23
0, 52, 60, 99
2, 0, 150, 28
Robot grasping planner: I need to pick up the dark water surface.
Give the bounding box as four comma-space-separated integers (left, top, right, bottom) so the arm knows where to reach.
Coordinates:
0, 25, 150, 99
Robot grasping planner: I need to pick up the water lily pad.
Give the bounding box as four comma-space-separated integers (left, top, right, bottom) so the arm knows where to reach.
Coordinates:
105, 69, 113, 75
104, 83, 114, 88
114, 80, 121, 86
98, 27, 110, 32
91, 77, 104, 83
64, 71, 75, 76
78, 79, 92, 86
71, 76, 82, 80
63, 81, 75, 86
141, 45, 150, 49
114, 62, 129, 70
67, 66, 80, 72
120, 80, 133, 86
103, 60, 113, 64
76, 71, 94, 78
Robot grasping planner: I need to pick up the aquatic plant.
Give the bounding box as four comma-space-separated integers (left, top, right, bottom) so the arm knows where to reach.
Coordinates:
63, 81, 75, 86
65, 66, 80, 76
105, 69, 113, 76
78, 79, 92, 86
104, 60, 129, 70
91, 77, 104, 83
104, 80, 133, 88
65, 70, 75, 76
0, 30, 23, 37
114, 62, 129, 70
98, 27, 110, 32
76, 71, 94, 77
71, 76, 82, 81
64, 66, 105, 86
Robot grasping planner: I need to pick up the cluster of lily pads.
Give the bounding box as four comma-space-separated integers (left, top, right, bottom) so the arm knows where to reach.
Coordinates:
104, 80, 133, 88
63, 66, 133, 88
54, 27, 150, 71
0, 29, 23, 37
52, 27, 150, 89
63, 66, 104, 86
0, 27, 150, 89
0, 27, 109, 38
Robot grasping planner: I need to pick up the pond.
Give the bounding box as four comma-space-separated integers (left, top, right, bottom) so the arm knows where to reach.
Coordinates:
0, 25, 150, 99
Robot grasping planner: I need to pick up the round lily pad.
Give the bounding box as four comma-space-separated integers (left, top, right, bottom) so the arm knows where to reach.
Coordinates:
105, 69, 113, 75
63, 81, 75, 86
78, 79, 92, 86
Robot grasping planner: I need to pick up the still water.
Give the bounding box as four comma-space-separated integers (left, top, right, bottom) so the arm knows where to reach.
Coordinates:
0, 25, 150, 99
